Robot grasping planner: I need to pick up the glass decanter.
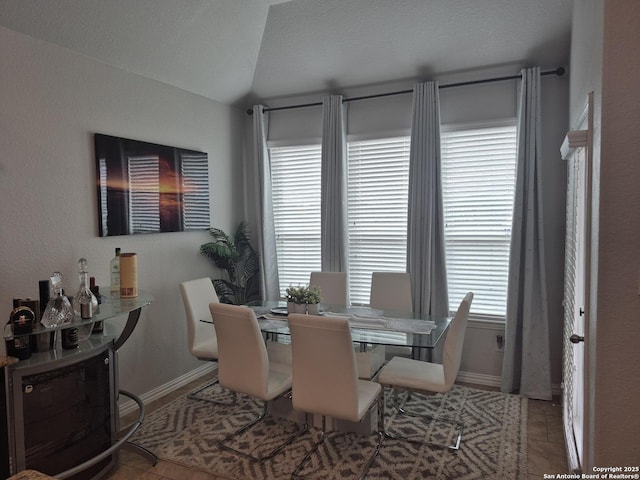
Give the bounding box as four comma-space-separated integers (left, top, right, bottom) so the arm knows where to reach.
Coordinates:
72, 258, 98, 319
41, 272, 74, 328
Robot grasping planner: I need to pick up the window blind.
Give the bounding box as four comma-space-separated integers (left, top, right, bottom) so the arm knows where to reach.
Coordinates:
347, 137, 411, 305
128, 155, 160, 234
269, 144, 322, 295
181, 153, 210, 230
99, 157, 108, 236
441, 123, 517, 318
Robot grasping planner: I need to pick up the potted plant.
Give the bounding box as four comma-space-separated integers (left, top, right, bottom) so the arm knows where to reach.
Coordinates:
285, 284, 322, 314
200, 222, 260, 305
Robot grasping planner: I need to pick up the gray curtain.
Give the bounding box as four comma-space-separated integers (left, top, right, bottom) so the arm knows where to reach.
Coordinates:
501, 67, 552, 400
251, 105, 280, 300
320, 95, 349, 273
407, 81, 449, 358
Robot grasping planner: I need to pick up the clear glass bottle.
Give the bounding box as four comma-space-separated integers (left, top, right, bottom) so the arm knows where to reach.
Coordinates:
110, 247, 121, 296
73, 258, 98, 319
41, 272, 74, 328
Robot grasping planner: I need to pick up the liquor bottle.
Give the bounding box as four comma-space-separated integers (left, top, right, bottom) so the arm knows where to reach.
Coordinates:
41, 272, 74, 328
72, 258, 98, 319
110, 248, 121, 296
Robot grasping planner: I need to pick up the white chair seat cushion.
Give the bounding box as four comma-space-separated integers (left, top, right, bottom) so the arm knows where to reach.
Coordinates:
265, 344, 293, 400
355, 345, 385, 379
266, 341, 292, 365
355, 379, 382, 422
378, 356, 449, 393
264, 362, 293, 400
191, 336, 218, 359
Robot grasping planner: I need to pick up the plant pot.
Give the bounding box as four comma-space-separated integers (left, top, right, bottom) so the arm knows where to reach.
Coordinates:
287, 302, 306, 314
306, 303, 320, 315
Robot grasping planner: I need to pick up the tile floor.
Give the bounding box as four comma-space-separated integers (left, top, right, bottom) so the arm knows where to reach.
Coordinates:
107, 374, 568, 480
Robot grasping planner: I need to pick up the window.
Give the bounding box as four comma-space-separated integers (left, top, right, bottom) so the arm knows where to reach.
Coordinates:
269, 144, 322, 295
269, 123, 517, 318
347, 137, 411, 304
441, 122, 517, 318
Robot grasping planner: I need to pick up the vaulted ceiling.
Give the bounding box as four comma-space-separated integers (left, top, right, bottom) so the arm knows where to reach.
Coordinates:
0, 0, 573, 107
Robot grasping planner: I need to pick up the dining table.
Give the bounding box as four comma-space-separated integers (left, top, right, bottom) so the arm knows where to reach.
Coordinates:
245, 300, 452, 361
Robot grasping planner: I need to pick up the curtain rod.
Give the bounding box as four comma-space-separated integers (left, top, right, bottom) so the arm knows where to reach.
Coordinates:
246, 67, 565, 115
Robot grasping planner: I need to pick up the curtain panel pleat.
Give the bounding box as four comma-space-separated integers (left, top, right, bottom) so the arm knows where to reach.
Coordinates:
320, 95, 349, 273
252, 105, 280, 300
500, 68, 552, 400
407, 82, 449, 325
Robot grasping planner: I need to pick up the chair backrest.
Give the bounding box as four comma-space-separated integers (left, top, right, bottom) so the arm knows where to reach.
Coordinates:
309, 271, 347, 305
369, 272, 413, 312
442, 292, 474, 387
209, 303, 270, 399
288, 314, 360, 422
179, 277, 219, 358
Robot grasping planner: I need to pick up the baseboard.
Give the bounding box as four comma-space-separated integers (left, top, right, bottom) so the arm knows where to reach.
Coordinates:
456, 370, 502, 388
119, 362, 217, 418
120, 363, 562, 418
457, 370, 563, 398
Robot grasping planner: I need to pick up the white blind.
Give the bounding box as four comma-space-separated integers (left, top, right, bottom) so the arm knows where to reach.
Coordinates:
347, 137, 411, 304
99, 157, 108, 236
270, 144, 322, 295
128, 155, 160, 233
181, 153, 210, 230
441, 123, 517, 318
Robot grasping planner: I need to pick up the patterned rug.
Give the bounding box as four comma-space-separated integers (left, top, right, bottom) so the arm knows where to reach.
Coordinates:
131, 381, 527, 479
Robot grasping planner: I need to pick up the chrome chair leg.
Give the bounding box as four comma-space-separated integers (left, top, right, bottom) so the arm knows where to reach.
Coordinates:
293, 391, 384, 480
292, 415, 327, 480
187, 377, 236, 406
219, 398, 306, 462
384, 389, 463, 450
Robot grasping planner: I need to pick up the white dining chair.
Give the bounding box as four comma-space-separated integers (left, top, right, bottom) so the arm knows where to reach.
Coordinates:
209, 303, 301, 462
370, 271, 413, 312
288, 313, 384, 480
309, 271, 383, 380
370, 271, 414, 361
309, 271, 348, 306
377, 292, 474, 450
179, 278, 220, 402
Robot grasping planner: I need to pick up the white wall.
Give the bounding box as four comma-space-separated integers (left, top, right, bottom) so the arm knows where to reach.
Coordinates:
0, 26, 243, 395
254, 64, 569, 385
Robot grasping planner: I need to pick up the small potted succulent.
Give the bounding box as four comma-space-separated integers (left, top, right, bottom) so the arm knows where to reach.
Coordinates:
285, 285, 322, 314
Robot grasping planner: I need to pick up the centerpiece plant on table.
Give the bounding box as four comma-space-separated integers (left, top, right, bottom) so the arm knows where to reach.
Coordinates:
285, 284, 322, 315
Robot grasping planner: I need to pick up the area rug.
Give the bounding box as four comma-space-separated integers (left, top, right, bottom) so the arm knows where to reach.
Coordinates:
131, 381, 527, 479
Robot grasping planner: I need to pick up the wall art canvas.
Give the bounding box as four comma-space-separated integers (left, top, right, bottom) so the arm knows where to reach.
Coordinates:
95, 133, 210, 237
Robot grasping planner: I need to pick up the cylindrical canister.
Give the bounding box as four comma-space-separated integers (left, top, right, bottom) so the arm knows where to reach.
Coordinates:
119, 253, 138, 298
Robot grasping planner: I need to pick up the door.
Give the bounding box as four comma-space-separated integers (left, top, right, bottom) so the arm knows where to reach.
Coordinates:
569, 146, 586, 467
562, 93, 592, 473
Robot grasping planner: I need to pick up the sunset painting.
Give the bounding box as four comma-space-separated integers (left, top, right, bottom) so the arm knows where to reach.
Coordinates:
94, 134, 209, 237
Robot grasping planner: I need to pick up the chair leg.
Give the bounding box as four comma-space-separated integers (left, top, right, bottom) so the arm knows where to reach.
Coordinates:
219, 400, 307, 463
187, 378, 237, 406
359, 389, 385, 479
293, 394, 385, 480
383, 388, 463, 450
292, 415, 327, 480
